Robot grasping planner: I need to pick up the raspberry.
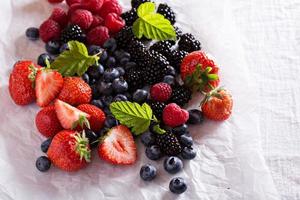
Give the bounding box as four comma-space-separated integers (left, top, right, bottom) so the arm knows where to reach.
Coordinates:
105, 13, 125, 33
90, 15, 104, 29
49, 7, 68, 28
66, 0, 81, 6
162, 103, 189, 127
39, 19, 61, 43
48, 0, 64, 3
82, 0, 104, 12
70, 9, 93, 30
67, 3, 89, 17
87, 26, 110, 46
98, 0, 122, 18
150, 83, 172, 102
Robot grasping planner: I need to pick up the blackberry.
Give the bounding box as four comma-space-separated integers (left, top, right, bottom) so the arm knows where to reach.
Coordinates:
124, 67, 143, 91
60, 24, 86, 43
149, 41, 173, 61
157, 4, 176, 25
178, 33, 201, 53
121, 9, 138, 26
131, 0, 151, 8
169, 50, 188, 72
170, 84, 192, 107
115, 27, 136, 49
127, 40, 147, 64
155, 130, 182, 156
148, 101, 166, 119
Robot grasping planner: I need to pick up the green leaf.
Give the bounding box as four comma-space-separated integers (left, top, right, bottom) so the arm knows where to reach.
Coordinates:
50, 41, 99, 76
132, 18, 144, 39
137, 2, 156, 17
152, 124, 166, 135
207, 74, 219, 80
109, 101, 153, 135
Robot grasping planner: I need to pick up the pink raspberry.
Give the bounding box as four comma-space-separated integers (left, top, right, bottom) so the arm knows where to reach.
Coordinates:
98, 0, 122, 18
90, 15, 104, 29
87, 26, 110, 46
67, 3, 89, 17
70, 9, 93, 30
66, 0, 81, 6
49, 7, 68, 28
39, 19, 61, 42
104, 13, 125, 33
150, 83, 172, 102
82, 0, 104, 12
163, 103, 189, 127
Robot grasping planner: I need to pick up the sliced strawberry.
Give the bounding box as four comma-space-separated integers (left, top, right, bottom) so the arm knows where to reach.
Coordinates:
54, 99, 90, 130
98, 125, 137, 165
35, 69, 64, 107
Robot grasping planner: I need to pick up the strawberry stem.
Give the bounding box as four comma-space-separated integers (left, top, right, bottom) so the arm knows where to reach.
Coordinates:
73, 131, 91, 162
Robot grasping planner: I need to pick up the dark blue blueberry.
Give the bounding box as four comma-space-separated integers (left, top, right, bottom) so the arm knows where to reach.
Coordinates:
45, 41, 61, 55
100, 96, 113, 107
179, 134, 193, 147
100, 50, 108, 64
145, 145, 162, 160
87, 64, 104, 80
103, 107, 112, 115
165, 66, 176, 76
25, 27, 39, 41
140, 131, 156, 147
112, 78, 128, 93
163, 75, 175, 85
140, 164, 157, 181
104, 115, 118, 128
106, 56, 116, 67
97, 81, 113, 95
124, 92, 132, 101
187, 109, 204, 125
173, 124, 188, 136
36, 156, 51, 172
133, 89, 149, 104
113, 94, 128, 102
37, 53, 52, 67
59, 43, 69, 53
125, 61, 137, 70
98, 127, 109, 137
82, 73, 90, 84
103, 38, 117, 53
85, 129, 100, 149
88, 45, 102, 55
91, 84, 101, 99
103, 68, 120, 82
181, 146, 197, 160
114, 50, 131, 60
169, 177, 187, 194
164, 156, 183, 174
116, 67, 125, 76
41, 138, 52, 153
120, 57, 130, 65
91, 99, 104, 109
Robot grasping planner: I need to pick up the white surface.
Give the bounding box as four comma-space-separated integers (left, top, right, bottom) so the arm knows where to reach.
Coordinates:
0, 0, 288, 199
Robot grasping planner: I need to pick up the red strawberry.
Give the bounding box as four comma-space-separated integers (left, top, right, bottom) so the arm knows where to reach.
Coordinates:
47, 130, 91, 171
181, 51, 220, 92
150, 82, 172, 102
201, 88, 233, 121
82, 0, 104, 12
35, 106, 63, 138
70, 9, 93, 30
58, 77, 92, 106
77, 104, 106, 132
39, 19, 61, 43
97, 0, 122, 18
55, 99, 90, 130
163, 103, 189, 127
87, 26, 110, 46
104, 13, 125, 33
49, 7, 68, 28
35, 69, 64, 107
9, 61, 39, 105
98, 125, 137, 165
48, 0, 64, 3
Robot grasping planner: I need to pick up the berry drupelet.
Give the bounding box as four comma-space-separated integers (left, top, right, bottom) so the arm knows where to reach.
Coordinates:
155, 130, 182, 156
178, 33, 201, 53
121, 9, 138, 26
169, 84, 192, 107
157, 3, 176, 25
60, 24, 86, 43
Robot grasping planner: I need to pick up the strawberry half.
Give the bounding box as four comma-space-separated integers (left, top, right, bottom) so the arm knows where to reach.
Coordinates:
54, 99, 90, 130
98, 125, 137, 165
35, 69, 63, 107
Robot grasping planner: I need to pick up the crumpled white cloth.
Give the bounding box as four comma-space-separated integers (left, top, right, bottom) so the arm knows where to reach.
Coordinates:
0, 0, 280, 199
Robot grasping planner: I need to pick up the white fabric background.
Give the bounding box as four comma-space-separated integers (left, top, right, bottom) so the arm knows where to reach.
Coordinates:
0, 0, 297, 199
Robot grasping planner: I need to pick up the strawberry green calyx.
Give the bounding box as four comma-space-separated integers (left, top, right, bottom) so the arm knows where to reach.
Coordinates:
73, 131, 91, 162
201, 87, 224, 106
71, 115, 91, 130
28, 64, 38, 87
184, 64, 219, 93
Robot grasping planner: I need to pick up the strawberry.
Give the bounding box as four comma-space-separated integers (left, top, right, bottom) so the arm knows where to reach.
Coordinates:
47, 130, 91, 171
181, 51, 220, 92
162, 103, 189, 127
35, 68, 64, 107
77, 104, 106, 132
58, 77, 92, 106
201, 88, 233, 121
9, 60, 39, 105
55, 99, 90, 130
35, 106, 63, 138
98, 125, 137, 165
150, 82, 172, 102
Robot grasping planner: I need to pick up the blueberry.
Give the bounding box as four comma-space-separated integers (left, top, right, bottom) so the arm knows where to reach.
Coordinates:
181, 146, 197, 160
100, 96, 113, 107
112, 77, 128, 93
116, 67, 125, 76
45, 41, 61, 55
141, 131, 156, 147
187, 109, 204, 125
37, 53, 52, 67
85, 129, 100, 149
82, 73, 90, 84
59, 43, 69, 53
169, 177, 187, 194
165, 66, 176, 76
106, 56, 116, 68
163, 75, 175, 85
140, 164, 157, 181
99, 50, 108, 64
36, 156, 51, 172
97, 81, 113, 95
25, 27, 39, 41
103, 68, 120, 82
113, 50, 124, 60
103, 107, 112, 115
103, 38, 117, 53
88, 64, 104, 80
41, 138, 52, 153
124, 92, 132, 101
91, 84, 100, 99
120, 57, 130, 65
164, 156, 183, 174
88, 45, 103, 55
173, 124, 188, 136
91, 99, 104, 109
179, 134, 193, 147
125, 62, 137, 70
133, 89, 148, 104
145, 145, 162, 160
98, 127, 109, 137
113, 94, 128, 102
104, 115, 118, 128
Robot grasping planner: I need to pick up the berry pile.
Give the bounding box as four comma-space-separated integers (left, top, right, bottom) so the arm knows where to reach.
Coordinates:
10, 0, 234, 195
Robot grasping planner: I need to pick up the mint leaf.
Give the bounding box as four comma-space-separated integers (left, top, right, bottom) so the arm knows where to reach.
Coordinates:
50, 41, 99, 76
137, 2, 156, 17
109, 101, 153, 135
